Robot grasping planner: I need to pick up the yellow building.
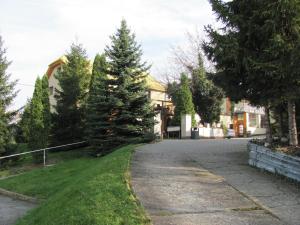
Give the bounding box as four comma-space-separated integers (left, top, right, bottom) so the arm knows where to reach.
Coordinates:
46, 56, 173, 136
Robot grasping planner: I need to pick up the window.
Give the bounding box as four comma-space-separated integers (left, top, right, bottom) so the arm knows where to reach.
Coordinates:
249, 113, 257, 127
260, 115, 265, 128
49, 86, 54, 95
237, 113, 244, 120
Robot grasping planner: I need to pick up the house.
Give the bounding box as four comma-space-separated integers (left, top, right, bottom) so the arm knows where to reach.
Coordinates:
45, 56, 173, 136
220, 98, 266, 136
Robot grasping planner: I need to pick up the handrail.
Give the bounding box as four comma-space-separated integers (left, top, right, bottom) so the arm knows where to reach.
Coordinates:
0, 141, 87, 166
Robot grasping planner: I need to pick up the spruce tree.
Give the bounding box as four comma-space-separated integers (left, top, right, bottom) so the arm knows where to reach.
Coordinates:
105, 20, 155, 144
41, 75, 51, 145
19, 99, 31, 143
85, 54, 117, 153
203, 0, 300, 145
28, 77, 49, 162
52, 43, 91, 144
191, 55, 223, 124
0, 35, 17, 154
172, 73, 196, 126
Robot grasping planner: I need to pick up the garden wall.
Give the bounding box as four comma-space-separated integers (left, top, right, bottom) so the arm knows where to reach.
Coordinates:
248, 142, 300, 182
198, 127, 224, 138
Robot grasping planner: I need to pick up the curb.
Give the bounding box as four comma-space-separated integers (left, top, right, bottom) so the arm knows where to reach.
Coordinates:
0, 188, 39, 204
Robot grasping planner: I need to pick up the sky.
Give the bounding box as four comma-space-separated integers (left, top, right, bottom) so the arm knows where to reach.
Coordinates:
0, 0, 218, 109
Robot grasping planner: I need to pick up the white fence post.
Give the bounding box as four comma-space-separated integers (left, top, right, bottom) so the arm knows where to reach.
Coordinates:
43, 149, 46, 166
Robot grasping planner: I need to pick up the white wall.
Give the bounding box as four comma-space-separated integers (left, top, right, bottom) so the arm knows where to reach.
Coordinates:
220, 115, 232, 128
246, 113, 266, 135
198, 127, 224, 138
181, 114, 191, 138
154, 112, 162, 136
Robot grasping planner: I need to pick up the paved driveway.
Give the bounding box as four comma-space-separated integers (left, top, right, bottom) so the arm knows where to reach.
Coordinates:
131, 139, 300, 225
0, 194, 36, 225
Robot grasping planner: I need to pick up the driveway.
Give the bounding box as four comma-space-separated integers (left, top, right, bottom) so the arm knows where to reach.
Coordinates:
131, 139, 300, 225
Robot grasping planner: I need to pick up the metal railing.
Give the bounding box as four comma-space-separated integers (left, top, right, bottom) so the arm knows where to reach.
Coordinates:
0, 141, 87, 166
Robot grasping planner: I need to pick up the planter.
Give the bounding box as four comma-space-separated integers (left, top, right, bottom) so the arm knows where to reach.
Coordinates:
248, 142, 300, 182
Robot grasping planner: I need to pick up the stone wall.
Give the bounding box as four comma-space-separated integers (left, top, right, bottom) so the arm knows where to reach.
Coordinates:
248, 142, 300, 182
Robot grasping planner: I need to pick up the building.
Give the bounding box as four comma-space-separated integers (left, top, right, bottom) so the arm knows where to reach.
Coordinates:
220, 98, 266, 136
45, 56, 173, 136
46, 56, 264, 138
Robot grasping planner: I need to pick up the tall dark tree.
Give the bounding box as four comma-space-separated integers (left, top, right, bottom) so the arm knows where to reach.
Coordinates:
105, 20, 155, 144
0, 35, 17, 154
170, 33, 224, 125
28, 77, 50, 162
268, 0, 300, 146
52, 43, 91, 144
85, 54, 117, 153
172, 73, 196, 126
203, 0, 300, 145
19, 99, 31, 143
191, 55, 223, 124
41, 75, 51, 145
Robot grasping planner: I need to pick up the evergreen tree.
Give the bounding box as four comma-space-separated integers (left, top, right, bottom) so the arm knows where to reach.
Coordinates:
28, 77, 50, 162
203, 0, 300, 145
52, 43, 91, 144
267, 0, 300, 146
0, 35, 17, 154
41, 75, 51, 145
105, 20, 155, 145
19, 99, 31, 143
85, 54, 117, 153
172, 73, 196, 126
191, 55, 223, 124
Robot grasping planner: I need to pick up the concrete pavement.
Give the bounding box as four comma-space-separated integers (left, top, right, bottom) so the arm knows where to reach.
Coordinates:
131, 139, 300, 225
0, 194, 36, 225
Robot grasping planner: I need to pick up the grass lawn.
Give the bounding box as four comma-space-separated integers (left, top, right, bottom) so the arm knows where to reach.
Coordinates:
0, 145, 150, 225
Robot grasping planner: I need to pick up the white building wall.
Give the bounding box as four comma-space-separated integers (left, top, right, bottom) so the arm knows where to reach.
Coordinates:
48, 67, 61, 112
246, 113, 266, 135
154, 112, 162, 136
198, 127, 224, 138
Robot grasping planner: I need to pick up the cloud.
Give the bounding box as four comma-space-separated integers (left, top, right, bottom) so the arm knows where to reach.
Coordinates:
0, 0, 217, 109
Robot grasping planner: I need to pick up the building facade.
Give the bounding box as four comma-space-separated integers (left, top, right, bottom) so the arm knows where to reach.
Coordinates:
220, 98, 266, 136
46, 56, 173, 136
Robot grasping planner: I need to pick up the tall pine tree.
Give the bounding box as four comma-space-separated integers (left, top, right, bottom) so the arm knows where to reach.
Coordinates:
19, 99, 31, 143
52, 43, 91, 144
191, 55, 223, 124
105, 20, 155, 144
172, 73, 196, 126
203, 0, 300, 145
28, 76, 50, 162
0, 35, 17, 155
85, 54, 117, 154
41, 75, 51, 145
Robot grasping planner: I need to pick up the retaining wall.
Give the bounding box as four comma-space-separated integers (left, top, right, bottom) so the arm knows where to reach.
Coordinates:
248, 142, 300, 182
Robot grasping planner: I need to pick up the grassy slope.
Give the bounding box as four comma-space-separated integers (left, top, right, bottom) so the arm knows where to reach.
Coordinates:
0, 145, 150, 225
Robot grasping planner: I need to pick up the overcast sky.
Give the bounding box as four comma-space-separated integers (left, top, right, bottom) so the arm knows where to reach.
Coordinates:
0, 0, 218, 109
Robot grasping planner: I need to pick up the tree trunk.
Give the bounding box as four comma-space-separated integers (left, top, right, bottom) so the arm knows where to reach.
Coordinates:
265, 106, 272, 145
278, 110, 284, 138
288, 100, 298, 146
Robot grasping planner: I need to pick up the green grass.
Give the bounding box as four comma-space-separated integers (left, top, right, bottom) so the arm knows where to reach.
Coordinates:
0, 145, 150, 225
0, 148, 91, 179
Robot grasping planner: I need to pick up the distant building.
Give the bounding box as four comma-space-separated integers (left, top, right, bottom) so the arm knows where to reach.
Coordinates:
46, 56, 264, 138
220, 98, 266, 136
45, 56, 173, 136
